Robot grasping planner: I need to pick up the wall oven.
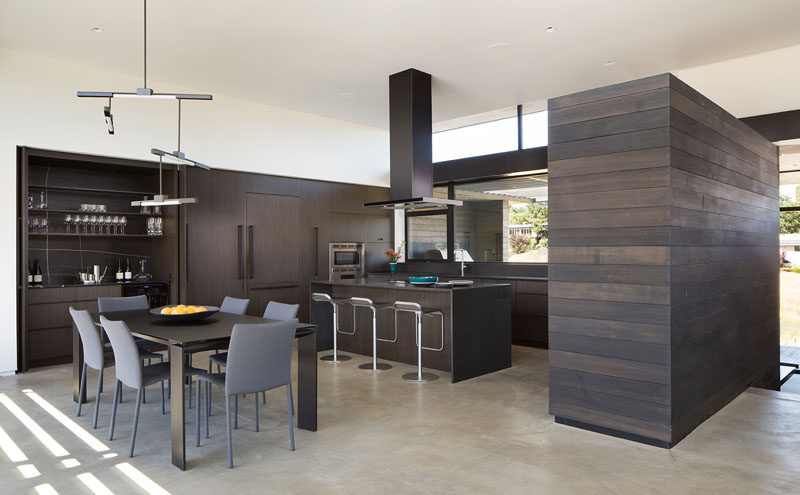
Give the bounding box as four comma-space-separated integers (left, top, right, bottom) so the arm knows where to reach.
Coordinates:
329, 242, 365, 281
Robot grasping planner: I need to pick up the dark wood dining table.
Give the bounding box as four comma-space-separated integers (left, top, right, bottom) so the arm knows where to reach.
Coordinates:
71, 309, 317, 470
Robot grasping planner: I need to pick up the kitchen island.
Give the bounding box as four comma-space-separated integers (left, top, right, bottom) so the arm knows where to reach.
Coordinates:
309, 278, 511, 382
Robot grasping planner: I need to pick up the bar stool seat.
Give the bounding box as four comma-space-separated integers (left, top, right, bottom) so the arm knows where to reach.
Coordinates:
350, 297, 395, 372
393, 301, 445, 382
311, 293, 353, 362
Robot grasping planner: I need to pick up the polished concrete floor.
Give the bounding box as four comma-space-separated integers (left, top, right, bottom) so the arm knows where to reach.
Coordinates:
1, 346, 799, 494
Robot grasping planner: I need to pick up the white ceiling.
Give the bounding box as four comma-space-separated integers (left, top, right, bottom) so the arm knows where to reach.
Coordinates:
2, 0, 800, 129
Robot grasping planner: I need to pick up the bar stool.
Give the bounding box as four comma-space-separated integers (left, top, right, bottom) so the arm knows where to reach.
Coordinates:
311, 292, 353, 362
351, 297, 396, 371
393, 301, 445, 382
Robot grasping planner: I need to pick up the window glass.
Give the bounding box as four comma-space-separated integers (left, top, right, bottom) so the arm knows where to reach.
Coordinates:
433, 117, 518, 162
522, 110, 548, 148
406, 186, 450, 260
453, 175, 548, 263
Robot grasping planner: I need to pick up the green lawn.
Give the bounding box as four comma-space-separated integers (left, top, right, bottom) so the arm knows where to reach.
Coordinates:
781, 271, 800, 346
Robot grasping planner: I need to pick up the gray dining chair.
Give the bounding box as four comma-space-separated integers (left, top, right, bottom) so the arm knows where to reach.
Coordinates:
98, 295, 167, 354
101, 315, 171, 457
195, 319, 299, 468
208, 301, 299, 404
70, 307, 164, 428
219, 296, 250, 315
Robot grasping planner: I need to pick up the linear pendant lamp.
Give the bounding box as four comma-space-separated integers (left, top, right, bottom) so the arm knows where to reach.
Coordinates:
77, 0, 212, 102
132, 100, 205, 207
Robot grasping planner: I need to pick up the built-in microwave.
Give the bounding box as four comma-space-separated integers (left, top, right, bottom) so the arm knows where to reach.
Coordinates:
329, 242, 365, 281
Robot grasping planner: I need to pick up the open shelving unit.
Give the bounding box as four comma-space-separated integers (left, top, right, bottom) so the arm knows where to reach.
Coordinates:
17, 147, 180, 370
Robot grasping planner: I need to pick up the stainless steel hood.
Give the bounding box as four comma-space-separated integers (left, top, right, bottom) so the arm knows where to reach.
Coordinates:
364, 68, 462, 211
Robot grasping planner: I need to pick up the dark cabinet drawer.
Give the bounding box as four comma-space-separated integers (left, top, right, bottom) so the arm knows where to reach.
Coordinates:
516, 293, 548, 316
516, 280, 548, 294
27, 302, 73, 330
27, 287, 75, 304
27, 327, 73, 361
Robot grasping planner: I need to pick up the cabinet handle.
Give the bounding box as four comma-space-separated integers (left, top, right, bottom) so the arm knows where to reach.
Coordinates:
248, 225, 254, 279
185, 223, 189, 282
313, 227, 319, 276
237, 225, 244, 280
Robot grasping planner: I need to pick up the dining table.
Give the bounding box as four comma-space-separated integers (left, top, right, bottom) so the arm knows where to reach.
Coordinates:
71, 309, 318, 470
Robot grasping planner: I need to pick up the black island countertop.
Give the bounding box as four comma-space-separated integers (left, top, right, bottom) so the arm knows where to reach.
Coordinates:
310, 278, 509, 292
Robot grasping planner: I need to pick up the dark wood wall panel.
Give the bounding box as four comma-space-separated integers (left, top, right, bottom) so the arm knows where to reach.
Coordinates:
547, 73, 779, 448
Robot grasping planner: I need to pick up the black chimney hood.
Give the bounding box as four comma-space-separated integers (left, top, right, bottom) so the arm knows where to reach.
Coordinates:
364, 68, 462, 211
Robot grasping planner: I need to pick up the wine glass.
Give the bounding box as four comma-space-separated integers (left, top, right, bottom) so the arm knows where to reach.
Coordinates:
120, 216, 127, 235
41, 217, 48, 233
89, 215, 97, 235
31, 217, 40, 233
64, 214, 72, 234
81, 214, 90, 235
112, 216, 119, 235
104, 215, 112, 234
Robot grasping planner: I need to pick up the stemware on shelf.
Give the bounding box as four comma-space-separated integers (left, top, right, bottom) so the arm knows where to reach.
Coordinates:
112, 216, 119, 235
120, 216, 127, 235
64, 214, 72, 234
40, 217, 48, 233
31, 217, 39, 233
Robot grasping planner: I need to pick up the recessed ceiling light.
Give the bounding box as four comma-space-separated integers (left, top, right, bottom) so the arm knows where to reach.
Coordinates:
488, 42, 512, 50
603, 60, 616, 66
544, 26, 556, 33
89, 26, 103, 33
339, 92, 355, 99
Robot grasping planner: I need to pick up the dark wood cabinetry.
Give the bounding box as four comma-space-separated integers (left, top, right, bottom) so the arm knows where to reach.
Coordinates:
184, 169, 247, 305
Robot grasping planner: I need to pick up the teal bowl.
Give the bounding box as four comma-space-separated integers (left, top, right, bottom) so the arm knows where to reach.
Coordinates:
408, 276, 438, 284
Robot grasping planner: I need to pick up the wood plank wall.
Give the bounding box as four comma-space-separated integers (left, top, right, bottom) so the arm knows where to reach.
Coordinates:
547, 73, 779, 447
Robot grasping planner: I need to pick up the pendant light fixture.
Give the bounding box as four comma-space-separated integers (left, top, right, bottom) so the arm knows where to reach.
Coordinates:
131, 99, 206, 207
77, 0, 212, 101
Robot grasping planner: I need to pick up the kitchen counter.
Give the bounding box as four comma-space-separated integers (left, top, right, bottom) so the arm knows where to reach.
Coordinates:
367, 273, 547, 282
314, 278, 510, 292
310, 279, 512, 382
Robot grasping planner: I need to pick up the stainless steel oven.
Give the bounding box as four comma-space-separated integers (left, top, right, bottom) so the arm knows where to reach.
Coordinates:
329, 242, 365, 281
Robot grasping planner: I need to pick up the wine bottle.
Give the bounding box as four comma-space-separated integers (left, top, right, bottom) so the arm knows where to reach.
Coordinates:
124, 258, 132, 280
33, 259, 43, 287
115, 259, 124, 282
27, 262, 33, 287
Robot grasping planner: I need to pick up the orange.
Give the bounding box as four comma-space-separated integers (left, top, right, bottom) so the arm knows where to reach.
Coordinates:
197, 306, 208, 312
172, 307, 186, 315
160, 307, 173, 315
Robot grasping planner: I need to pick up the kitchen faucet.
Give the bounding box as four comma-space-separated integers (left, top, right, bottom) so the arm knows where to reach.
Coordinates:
457, 248, 467, 277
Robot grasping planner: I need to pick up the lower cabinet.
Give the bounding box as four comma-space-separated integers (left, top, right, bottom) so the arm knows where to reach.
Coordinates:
23, 284, 121, 369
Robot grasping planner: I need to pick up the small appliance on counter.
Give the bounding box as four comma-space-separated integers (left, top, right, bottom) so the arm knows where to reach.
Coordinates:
329, 242, 365, 281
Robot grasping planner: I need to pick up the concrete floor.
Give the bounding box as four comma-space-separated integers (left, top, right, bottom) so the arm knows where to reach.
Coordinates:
1, 346, 799, 494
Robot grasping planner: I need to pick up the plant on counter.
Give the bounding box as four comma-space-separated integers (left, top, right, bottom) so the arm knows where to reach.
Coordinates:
385, 241, 405, 263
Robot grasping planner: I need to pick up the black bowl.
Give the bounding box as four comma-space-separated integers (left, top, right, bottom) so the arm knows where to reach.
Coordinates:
150, 305, 220, 322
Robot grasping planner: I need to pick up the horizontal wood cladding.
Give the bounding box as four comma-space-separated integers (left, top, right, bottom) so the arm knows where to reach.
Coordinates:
547, 73, 779, 448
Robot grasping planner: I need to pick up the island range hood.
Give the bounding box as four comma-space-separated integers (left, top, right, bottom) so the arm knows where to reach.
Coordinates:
364, 68, 462, 211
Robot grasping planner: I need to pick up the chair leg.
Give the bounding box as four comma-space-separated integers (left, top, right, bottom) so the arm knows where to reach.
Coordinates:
92, 369, 103, 429
234, 395, 238, 430
254, 393, 259, 433
76, 363, 87, 417
225, 394, 233, 469
205, 382, 210, 439
129, 388, 143, 457
161, 380, 166, 415
109, 380, 120, 441
195, 380, 201, 447
286, 383, 295, 451
262, 390, 266, 405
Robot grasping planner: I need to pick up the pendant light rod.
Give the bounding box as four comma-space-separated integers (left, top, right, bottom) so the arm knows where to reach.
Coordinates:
177, 99, 181, 154
143, 0, 147, 90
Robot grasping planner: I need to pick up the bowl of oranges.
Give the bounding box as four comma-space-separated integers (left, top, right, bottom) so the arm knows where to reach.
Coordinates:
150, 304, 219, 322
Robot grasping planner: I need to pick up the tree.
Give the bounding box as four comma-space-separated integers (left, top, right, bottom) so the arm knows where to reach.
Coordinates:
780, 194, 800, 234
509, 202, 548, 234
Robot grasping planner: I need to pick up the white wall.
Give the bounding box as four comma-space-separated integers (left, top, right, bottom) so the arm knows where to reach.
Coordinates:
0, 47, 390, 373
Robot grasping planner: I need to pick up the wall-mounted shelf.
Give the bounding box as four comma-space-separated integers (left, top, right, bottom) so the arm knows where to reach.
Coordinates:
27, 208, 161, 217
28, 233, 155, 238
28, 184, 159, 196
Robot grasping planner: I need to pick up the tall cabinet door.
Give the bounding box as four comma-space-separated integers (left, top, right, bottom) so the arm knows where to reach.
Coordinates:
245, 193, 301, 316
300, 180, 330, 322
184, 168, 247, 305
